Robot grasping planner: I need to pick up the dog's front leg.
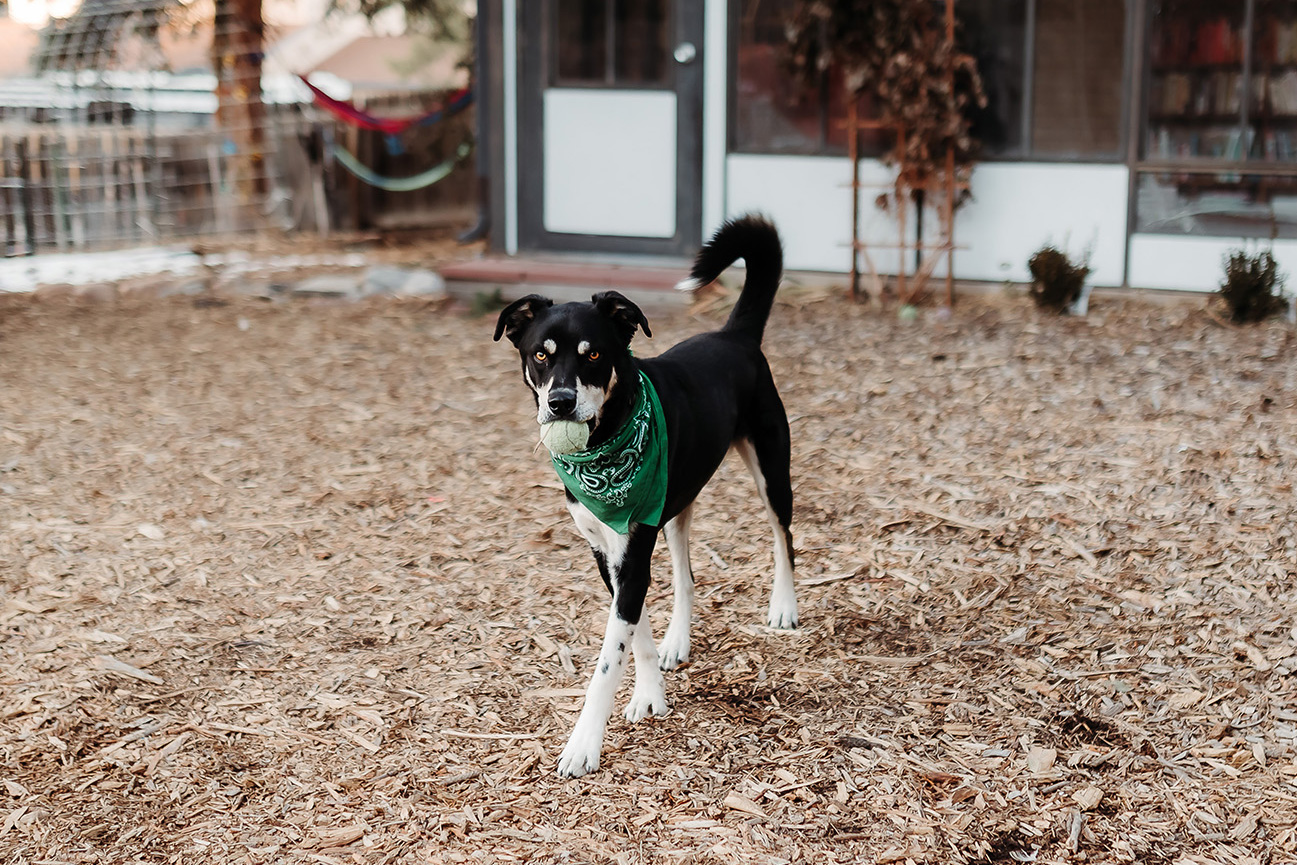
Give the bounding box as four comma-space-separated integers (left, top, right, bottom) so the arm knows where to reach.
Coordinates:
556, 603, 634, 778
624, 601, 669, 722
557, 526, 658, 779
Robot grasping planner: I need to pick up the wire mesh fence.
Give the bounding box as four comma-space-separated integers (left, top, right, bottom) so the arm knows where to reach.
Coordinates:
0, 1, 475, 256
1, 104, 318, 253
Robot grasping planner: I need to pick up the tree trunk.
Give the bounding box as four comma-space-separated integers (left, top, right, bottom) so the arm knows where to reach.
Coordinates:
212, 0, 266, 231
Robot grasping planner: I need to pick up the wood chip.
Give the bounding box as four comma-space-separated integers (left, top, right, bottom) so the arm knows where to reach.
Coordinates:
1026, 747, 1057, 774
303, 824, 367, 849
92, 655, 164, 685
1073, 787, 1104, 811
722, 793, 769, 820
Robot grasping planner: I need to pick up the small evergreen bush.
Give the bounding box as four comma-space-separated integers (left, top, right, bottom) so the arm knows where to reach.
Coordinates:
1027, 245, 1089, 313
1219, 249, 1287, 323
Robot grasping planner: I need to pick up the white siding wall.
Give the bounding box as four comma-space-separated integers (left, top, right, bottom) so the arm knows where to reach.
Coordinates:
953, 164, 1129, 286
725, 154, 904, 275
1129, 235, 1297, 292
725, 155, 1131, 286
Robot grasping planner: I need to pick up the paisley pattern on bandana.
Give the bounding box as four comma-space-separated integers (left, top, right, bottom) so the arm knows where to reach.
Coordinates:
550, 371, 668, 533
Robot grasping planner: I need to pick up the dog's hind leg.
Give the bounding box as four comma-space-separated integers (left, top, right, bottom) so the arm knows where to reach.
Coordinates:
735, 428, 798, 629
658, 503, 694, 670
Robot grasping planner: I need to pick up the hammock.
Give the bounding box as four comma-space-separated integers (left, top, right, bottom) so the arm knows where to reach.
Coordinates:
299, 76, 474, 135
331, 141, 472, 192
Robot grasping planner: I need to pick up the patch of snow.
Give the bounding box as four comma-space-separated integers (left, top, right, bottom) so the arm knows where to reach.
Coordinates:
0, 247, 372, 294
0, 247, 202, 293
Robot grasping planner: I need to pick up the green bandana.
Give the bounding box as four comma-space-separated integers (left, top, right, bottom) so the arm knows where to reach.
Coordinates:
551, 371, 668, 533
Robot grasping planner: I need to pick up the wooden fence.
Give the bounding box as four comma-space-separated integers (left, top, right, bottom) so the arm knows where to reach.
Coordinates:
0, 95, 476, 255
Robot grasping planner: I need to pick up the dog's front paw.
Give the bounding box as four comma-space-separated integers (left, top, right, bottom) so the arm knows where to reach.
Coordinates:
623, 690, 669, 723
658, 626, 690, 670
557, 726, 603, 779
766, 594, 799, 630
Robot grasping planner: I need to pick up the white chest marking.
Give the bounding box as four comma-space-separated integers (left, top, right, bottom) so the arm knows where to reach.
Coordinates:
567, 498, 629, 570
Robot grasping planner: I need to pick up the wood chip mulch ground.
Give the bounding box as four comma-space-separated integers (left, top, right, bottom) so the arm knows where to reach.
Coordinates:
2, 281, 1295, 865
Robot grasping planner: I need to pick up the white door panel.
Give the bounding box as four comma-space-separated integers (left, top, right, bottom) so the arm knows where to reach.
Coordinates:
543, 89, 678, 238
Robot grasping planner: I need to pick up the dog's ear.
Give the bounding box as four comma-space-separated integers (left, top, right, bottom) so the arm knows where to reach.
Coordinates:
493, 294, 553, 346
592, 291, 652, 342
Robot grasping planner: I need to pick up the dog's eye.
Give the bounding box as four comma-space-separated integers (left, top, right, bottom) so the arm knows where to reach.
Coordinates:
534, 350, 548, 363
587, 350, 600, 361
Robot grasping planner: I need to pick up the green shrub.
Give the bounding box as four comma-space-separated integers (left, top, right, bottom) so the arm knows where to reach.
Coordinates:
1219, 249, 1287, 323
1027, 245, 1090, 313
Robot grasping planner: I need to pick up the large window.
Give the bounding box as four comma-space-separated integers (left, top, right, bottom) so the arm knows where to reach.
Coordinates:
1138, 0, 1297, 238
731, 0, 879, 155
960, 0, 1028, 155
1030, 0, 1129, 157
731, 0, 1129, 160
962, 0, 1128, 158
1143, 0, 1297, 164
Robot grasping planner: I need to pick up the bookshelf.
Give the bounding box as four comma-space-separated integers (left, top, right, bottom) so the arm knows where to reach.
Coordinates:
1145, 4, 1297, 162
1139, 0, 1297, 239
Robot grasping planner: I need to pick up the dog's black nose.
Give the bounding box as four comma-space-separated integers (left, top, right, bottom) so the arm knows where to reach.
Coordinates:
547, 389, 578, 418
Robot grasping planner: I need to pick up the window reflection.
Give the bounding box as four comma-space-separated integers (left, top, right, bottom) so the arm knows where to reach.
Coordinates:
556, 0, 607, 84
1137, 172, 1297, 238
554, 0, 669, 86
1251, 0, 1297, 162
1031, 0, 1126, 158
732, 0, 882, 155
615, 0, 668, 84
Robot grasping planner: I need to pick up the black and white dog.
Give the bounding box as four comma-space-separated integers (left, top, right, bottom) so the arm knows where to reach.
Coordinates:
493, 215, 797, 778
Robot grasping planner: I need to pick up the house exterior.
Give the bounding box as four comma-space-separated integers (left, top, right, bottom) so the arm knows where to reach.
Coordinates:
478, 0, 1297, 292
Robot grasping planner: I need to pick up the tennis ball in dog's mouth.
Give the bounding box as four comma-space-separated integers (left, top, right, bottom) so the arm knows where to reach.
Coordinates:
539, 420, 590, 455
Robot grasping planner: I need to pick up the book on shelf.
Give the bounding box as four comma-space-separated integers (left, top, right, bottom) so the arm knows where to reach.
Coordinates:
1262, 69, 1297, 116
1261, 17, 1297, 65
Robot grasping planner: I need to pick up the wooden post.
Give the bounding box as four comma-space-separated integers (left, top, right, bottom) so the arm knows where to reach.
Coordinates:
945, 0, 958, 307
68, 133, 85, 248
944, 147, 955, 307
17, 137, 36, 255
212, 0, 267, 231
895, 127, 907, 304
49, 134, 68, 251
134, 137, 154, 241
849, 100, 861, 301
346, 123, 363, 230
208, 140, 230, 233
105, 131, 120, 243
0, 136, 9, 254
90, 132, 105, 246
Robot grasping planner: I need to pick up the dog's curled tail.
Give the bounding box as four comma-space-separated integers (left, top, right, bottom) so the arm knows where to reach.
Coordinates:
676, 214, 784, 342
